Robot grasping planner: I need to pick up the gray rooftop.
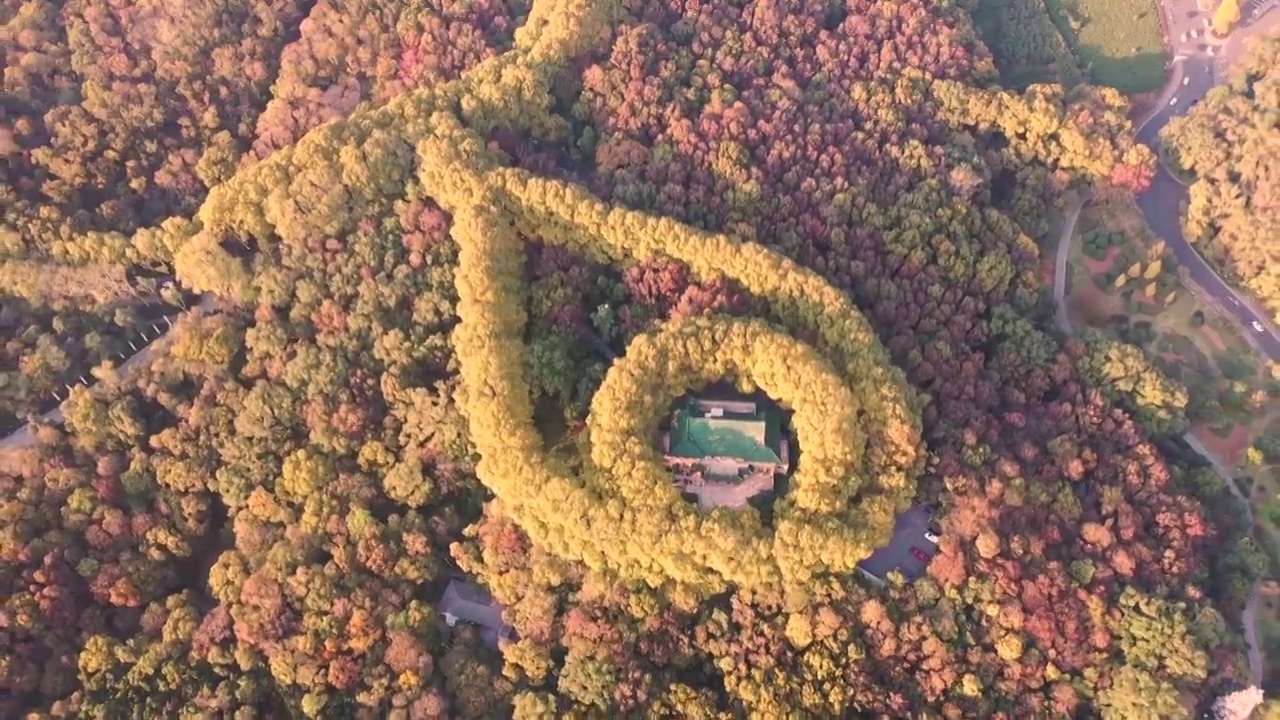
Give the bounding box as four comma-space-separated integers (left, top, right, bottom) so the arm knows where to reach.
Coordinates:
438, 579, 510, 636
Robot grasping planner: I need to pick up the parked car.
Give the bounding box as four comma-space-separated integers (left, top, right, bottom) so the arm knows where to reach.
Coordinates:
924, 529, 941, 544
909, 547, 929, 562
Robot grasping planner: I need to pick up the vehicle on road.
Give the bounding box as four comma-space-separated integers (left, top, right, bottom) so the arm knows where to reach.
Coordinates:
1183, 77, 1191, 85
1230, 297, 1241, 306
1169, 97, 1178, 106
1253, 321, 1265, 333
924, 529, 940, 544
909, 547, 929, 562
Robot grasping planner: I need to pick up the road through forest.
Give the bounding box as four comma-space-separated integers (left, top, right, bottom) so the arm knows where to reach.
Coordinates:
1122, 0, 1278, 682
0, 295, 218, 469
1131, 5, 1280, 359
1052, 199, 1263, 684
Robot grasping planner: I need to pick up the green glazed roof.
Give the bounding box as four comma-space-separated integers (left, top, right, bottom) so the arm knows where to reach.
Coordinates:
668, 398, 783, 465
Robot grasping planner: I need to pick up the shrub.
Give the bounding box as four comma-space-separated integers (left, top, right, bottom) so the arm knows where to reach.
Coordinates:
1214, 353, 1255, 382
1254, 436, 1280, 464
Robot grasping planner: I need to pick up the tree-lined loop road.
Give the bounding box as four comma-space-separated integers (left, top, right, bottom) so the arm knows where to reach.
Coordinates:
1132, 11, 1280, 360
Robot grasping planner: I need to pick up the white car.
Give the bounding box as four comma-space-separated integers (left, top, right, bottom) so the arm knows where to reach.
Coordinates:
1169, 97, 1179, 106
924, 530, 941, 544
1183, 77, 1190, 86
1253, 321, 1266, 333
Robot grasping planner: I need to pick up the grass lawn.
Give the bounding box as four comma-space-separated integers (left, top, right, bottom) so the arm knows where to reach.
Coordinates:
1257, 489, 1280, 689
1247, 412, 1280, 524
1223, 378, 1279, 690
1042, 0, 1167, 93
1254, 462, 1280, 529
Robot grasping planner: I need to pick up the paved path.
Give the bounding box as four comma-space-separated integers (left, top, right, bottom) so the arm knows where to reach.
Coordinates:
1132, 12, 1280, 360
1052, 198, 1084, 331
1051, 204, 1263, 684
0, 294, 218, 463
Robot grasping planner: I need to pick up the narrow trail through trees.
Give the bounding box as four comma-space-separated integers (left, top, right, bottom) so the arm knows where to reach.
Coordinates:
0, 294, 220, 471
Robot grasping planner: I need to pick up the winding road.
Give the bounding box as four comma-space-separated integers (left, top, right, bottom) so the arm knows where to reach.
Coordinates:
1127, 0, 1279, 684
1052, 197, 1264, 684
1132, 8, 1280, 359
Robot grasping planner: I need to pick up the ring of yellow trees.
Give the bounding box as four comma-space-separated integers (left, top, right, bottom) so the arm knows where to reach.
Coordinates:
587, 317, 865, 515
420, 120, 925, 598
585, 316, 888, 584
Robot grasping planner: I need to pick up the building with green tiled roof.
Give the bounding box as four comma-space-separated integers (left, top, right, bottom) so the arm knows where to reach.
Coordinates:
662, 397, 790, 484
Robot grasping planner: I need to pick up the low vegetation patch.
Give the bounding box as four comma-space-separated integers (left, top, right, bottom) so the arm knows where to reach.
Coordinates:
973, 0, 1085, 87
1066, 199, 1269, 444
1042, 0, 1167, 92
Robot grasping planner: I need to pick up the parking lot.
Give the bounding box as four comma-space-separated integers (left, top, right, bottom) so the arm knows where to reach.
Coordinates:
857, 505, 938, 582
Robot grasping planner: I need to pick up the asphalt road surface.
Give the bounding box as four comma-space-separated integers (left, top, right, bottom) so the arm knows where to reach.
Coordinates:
858, 506, 937, 581
1133, 35, 1280, 360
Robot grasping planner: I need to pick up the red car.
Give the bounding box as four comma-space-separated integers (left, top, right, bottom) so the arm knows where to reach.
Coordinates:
909, 547, 930, 562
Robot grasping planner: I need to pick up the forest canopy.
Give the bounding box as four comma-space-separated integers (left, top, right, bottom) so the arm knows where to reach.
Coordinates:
0, 0, 1262, 718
